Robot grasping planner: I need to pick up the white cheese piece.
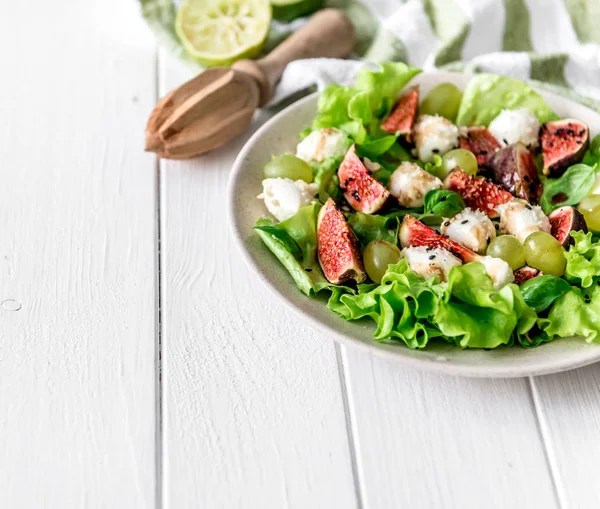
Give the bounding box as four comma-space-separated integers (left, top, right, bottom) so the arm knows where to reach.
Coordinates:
413, 114, 460, 163
388, 162, 442, 208
258, 178, 318, 222
488, 109, 541, 149
295, 127, 348, 163
496, 199, 551, 243
402, 246, 462, 282
440, 208, 496, 254
478, 256, 515, 289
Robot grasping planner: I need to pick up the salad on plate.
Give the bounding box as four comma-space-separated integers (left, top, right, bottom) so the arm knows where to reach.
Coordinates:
254, 63, 600, 350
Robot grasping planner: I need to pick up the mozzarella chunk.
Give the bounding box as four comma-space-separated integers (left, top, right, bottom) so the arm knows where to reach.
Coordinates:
402, 246, 462, 282
440, 208, 496, 254
496, 199, 551, 243
478, 256, 515, 289
388, 162, 442, 208
296, 127, 348, 163
413, 114, 460, 163
488, 109, 541, 149
258, 178, 318, 222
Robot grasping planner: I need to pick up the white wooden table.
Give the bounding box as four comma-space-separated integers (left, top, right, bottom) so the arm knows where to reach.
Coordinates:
3, 1, 600, 508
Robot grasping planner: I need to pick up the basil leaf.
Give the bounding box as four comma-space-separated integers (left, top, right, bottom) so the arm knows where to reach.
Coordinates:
421, 190, 465, 219
254, 225, 303, 260
520, 275, 571, 312
540, 163, 597, 214
357, 135, 398, 158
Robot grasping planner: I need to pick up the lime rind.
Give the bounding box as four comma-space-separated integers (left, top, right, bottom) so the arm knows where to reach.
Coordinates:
176, 0, 272, 67
271, 0, 325, 22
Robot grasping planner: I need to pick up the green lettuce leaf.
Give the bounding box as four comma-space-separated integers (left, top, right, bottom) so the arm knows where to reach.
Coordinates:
420, 189, 465, 221
255, 203, 347, 296
583, 133, 600, 167
540, 163, 598, 214
311, 63, 420, 147
540, 285, 600, 342
564, 231, 600, 288
456, 73, 559, 126
312, 156, 344, 202
328, 260, 536, 349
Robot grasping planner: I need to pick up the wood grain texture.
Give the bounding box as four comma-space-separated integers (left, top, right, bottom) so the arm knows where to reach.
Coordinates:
0, 1, 157, 507
341, 347, 559, 509
159, 53, 358, 509
532, 365, 600, 508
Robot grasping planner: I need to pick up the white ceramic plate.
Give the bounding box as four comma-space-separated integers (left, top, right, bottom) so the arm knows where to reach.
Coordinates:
228, 71, 600, 378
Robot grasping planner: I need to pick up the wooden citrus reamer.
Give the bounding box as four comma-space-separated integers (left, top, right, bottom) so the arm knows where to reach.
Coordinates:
145, 9, 356, 159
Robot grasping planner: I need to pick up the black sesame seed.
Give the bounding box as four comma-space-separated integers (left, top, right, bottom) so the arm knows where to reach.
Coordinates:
461, 220, 468, 224
526, 204, 532, 210
305, 268, 312, 272
432, 148, 440, 154
503, 138, 509, 145
444, 221, 450, 227
429, 254, 436, 260
440, 196, 447, 202
385, 281, 392, 285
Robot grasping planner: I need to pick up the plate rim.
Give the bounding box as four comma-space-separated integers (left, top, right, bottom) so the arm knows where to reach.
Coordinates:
227, 71, 600, 378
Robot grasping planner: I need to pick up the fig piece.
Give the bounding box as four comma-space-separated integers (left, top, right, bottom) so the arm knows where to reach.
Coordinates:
443, 168, 513, 218
399, 215, 480, 263
459, 126, 501, 166
317, 198, 366, 284
338, 145, 390, 214
381, 86, 419, 141
514, 266, 540, 285
548, 205, 588, 248
488, 142, 542, 203
540, 119, 590, 177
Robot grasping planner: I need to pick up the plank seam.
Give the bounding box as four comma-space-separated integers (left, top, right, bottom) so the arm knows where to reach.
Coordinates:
528, 376, 567, 509
335, 343, 364, 509
154, 48, 164, 509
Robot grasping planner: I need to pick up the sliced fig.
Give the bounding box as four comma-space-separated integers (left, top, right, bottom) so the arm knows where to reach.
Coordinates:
381, 86, 419, 141
317, 198, 366, 285
459, 126, 501, 166
548, 206, 588, 248
488, 142, 542, 203
443, 168, 513, 219
540, 119, 590, 177
399, 215, 480, 263
338, 145, 390, 214
514, 266, 540, 285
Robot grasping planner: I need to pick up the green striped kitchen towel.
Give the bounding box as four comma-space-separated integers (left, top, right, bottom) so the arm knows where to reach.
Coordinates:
139, 0, 600, 110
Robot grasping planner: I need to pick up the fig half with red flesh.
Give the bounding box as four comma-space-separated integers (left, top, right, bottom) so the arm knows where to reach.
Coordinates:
317, 198, 366, 284
548, 206, 588, 248
459, 126, 501, 166
541, 119, 590, 177
514, 266, 540, 285
381, 86, 419, 141
338, 145, 390, 214
443, 168, 513, 219
488, 143, 542, 203
399, 215, 480, 263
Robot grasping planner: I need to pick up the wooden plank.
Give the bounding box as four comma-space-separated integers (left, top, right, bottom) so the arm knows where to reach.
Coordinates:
532, 365, 600, 508
342, 347, 559, 509
158, 53, 358, 509
0, 1, 157, 507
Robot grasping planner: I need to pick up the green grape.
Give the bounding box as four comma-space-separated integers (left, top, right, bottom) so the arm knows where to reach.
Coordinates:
486, 235, 526, 270
419, 83, 462, 121
523, 231, 567, 277
578, 194, 600, 231
363, 239, 402, 283
442, 149, 478, 177
264, 153, 313, 182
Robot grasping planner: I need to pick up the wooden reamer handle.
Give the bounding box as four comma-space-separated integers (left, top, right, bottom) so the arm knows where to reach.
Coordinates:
233, 9, 355, 106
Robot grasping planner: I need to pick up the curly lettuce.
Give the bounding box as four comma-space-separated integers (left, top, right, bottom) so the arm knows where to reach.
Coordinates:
564, 231, 600, 288
327, 261, 537, 349
456, 73, 559, 126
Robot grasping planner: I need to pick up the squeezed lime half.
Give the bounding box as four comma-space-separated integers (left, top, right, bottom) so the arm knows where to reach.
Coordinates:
176, 0, 272, 67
